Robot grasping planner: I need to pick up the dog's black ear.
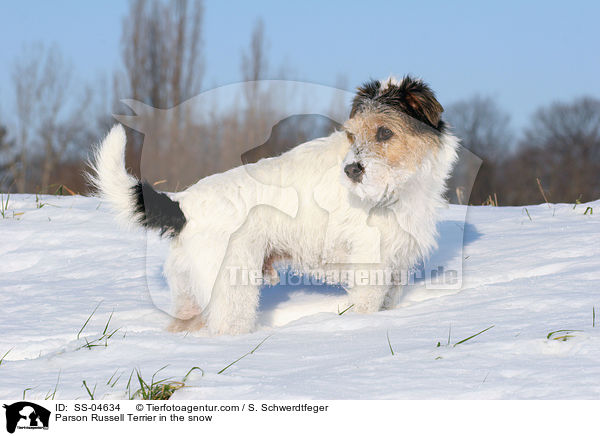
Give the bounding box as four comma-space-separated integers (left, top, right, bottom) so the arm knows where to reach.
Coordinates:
394, 75, 444, 129
350, 76, 444, 130
350, 80, 381, 118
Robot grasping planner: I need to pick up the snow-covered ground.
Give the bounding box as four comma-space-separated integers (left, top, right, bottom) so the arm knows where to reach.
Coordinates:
1, 194, 599, 399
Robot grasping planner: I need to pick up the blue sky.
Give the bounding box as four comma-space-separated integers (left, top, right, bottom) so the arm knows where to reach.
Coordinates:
1, 0, 599, 130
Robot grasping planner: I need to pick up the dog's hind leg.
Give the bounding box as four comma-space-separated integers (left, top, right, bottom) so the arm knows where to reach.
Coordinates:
203, 229, 267, 335
167, 293, 205, 332
165, 250, 205, 332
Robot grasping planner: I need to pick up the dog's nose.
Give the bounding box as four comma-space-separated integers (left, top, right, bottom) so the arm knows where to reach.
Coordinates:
344, 162, 364, 183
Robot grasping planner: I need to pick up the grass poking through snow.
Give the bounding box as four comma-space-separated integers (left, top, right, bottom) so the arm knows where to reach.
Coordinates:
0, 193, 23, 219
0, 348, 12, 366
434, 325, 494, 359
183, 366, 204, 382
338, 304, 354, 315
546, 329, 582, 341
132, 366, 184, 400
82, 380, 96, 399
77, 302, 102, 340
76, 303, 120, 350
1, 193, 11, 218
106, 369, 122, 388
436, 325, 452, 348
45, 370, 61, 400
386, 331, 395, 356
22, 388, 34, 400
536, 178, 551, 208
453, 325, 495, 347
218, 336, 271, 375
129, 365, 203, 400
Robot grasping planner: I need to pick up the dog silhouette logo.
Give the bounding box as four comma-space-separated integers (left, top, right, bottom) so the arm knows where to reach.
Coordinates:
3, 402, 50, 433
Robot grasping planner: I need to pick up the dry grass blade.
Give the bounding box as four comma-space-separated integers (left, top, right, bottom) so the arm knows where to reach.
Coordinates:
536, 178, 551, 208
483, 194, 498, 207
52, 184, 76, 196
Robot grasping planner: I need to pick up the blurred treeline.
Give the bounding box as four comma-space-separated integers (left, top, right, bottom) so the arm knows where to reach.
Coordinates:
0, 0, 598, 206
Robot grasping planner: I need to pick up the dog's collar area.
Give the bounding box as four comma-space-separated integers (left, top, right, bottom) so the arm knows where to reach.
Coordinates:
372, 185, 399, 209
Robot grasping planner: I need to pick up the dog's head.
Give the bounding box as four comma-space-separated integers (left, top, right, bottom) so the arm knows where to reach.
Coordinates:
342, 76, 446, 204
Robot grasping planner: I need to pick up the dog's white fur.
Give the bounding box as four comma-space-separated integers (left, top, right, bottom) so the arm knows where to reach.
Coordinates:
90, 85, 459, 335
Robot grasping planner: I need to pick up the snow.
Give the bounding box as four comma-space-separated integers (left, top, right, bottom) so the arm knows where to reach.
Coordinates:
1, 194, 599, 400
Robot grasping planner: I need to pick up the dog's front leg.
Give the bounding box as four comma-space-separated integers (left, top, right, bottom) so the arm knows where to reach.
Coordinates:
205, 273, 261, 335
346, 285, 389, 313
204, 231, 266, 335
205, 271, 262, 335
382, 284, 402, 310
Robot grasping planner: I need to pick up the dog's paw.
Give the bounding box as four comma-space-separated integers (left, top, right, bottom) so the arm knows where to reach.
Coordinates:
348, 287, 389, 313
167, 315, 206, 333
206, 316, 256, 336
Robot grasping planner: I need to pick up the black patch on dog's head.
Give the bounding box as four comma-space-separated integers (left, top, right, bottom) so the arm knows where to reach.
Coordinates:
350, 76, 445, 131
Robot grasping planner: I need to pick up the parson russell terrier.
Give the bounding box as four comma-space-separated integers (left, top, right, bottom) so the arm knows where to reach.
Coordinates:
88, 76, 459, 335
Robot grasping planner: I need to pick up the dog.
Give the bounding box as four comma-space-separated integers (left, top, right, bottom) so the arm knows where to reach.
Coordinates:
89, 76, 459, 335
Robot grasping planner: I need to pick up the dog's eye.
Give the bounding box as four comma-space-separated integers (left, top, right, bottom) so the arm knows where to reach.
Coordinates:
346, 131, 355, 143
376, 126, 393, 141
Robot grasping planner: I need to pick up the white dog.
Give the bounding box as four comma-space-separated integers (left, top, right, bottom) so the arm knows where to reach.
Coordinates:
89, 76, 458, 335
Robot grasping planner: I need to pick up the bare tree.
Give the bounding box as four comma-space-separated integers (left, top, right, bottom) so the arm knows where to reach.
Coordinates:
445, 95, 512, 204
117, 0, 205, 188
329, 74, 350, 122
446, 95, 511, 160
503, 97, 600, 204
121, 0, 204, 109
0, 123, 16, 191
241, 18, 267, 101
239, 19, 271, 151
11, 46, 42, 192
10, 44, 94, 193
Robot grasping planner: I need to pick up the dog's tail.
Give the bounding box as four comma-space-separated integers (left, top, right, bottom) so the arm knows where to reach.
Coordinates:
87, 124, 186, 237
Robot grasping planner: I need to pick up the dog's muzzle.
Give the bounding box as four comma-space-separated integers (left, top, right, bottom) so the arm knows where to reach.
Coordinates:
344, 162, 364, 183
